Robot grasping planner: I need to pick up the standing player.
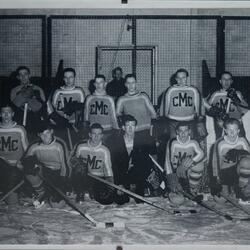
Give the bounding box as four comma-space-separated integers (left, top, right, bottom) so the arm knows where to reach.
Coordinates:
212, 118, 250, 202
69, 123, 115, 205
49, 68, 85, 127
10, 66, 46, 139
21, 122, 69, 207
165, 122, 205, 203
206, 71, 248, 139
159, 68, 204, 140
84, 75, 119, 139
116, 74, 157, 137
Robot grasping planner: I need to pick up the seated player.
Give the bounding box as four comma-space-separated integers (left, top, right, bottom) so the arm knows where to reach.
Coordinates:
106, 115, 157, 202
116, 74, 157, 137
48, 67, 85, 146
84, 75, 119, 140
164, 122, 205, 204
211, 118, 250, 202
69, 123, 116, 205
159, 68, 206, 141
10, 66, 47, 137
21, 122, 69, 208
106, 67, 127, 102
0, 105, 28, 205
206, 71, 248, 139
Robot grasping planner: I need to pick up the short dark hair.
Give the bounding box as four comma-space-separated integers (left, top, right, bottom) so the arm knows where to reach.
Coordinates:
223, 118, 240, 130
37, 121, 53, 134
176, 121, 191, 131
1, 105, 13, 113
112, 67, 123, 76
16, 66, 30, 74
220, 71, 233, 80
175, 68, 189, 78
63, 68, 76, 77
125, 74, 136, 82
90, 123, 104, 132
122, 114, 137, 126
94, 74, 106, 81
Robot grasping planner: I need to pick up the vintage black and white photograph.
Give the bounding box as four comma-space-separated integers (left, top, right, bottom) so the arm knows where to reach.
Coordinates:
1, 1, 250, 248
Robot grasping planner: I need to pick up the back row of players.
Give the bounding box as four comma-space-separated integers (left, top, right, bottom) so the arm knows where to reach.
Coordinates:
1, 65, 250, 207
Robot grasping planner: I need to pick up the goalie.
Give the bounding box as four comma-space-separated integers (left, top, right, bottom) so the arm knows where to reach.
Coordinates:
164, 122, 205, 205
211, 118, 250, 203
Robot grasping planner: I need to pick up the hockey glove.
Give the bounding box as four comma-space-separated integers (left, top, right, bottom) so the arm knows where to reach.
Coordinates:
21, 155, 41, 176
207, 105, 229, 121
63, 101, 84, 116
165, 173, 182, 193
49, 111, 71, 128
176, 157, 193, 179
227, 88, 241, 104
224, 149, 250, 163
69, 156, 87, 176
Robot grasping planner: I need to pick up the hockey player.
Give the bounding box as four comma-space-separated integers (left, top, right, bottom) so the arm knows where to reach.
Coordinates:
21, 122, 69, 208
116, 74, 157, 137
49, 68, 85, 126
0, 106, 28, 167
84, 75, 119, 140
159, 68, 205, 141
69, 123, 116, 204
0, 106, 28, 205
211, 118, 250, 202
206, 71, 248, 139
10, 66, 47, 138
106, 115, 157, 202
165, 122, 205, 204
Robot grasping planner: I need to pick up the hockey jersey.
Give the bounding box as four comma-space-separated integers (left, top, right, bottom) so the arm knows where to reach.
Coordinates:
0, 122, 28, 166
208, 89, 247, 120
160, 85, 201, 121
74, 140, 113, 177
50, 86, 85, 124
84, 92, 119, 131
165, 137, 204, 174
215, 136, 250, 173
26, 138, 68, 176
116, 91, 156, 131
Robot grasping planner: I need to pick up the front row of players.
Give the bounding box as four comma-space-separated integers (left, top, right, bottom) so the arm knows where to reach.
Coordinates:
1, 105, 250, 208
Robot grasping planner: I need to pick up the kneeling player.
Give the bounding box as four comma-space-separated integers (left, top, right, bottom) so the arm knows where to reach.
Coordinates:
21, 122, 69, 208
165, 122, 205, 204
69, 123, 116, 205
212, 118, 250, 202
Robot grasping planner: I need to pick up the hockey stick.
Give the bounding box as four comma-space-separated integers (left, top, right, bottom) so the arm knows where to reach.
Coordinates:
23, 103, 28, 126
219, 192, 250, 216
88, 173, 197, 215
0, 180, 25, 203
38, 173, 124, 228
60, 94, 73, 150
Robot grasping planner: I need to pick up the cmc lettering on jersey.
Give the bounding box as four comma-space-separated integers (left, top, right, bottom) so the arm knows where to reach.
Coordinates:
87, 155, 102, 169
0, 136, 18, 151
90, 101, 108, 115
217, 99, 235, 112
57, 96, 73, 110
173, 93, 193, 107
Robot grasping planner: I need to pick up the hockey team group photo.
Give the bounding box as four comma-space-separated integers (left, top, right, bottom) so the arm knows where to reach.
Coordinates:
1, 10, 250, 245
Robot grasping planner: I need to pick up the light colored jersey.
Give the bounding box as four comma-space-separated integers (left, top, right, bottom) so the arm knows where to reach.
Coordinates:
165, 137, 204, 174
74, 140, 113, 177
160, 85, 201, 121
0, 122, 28, 166
84, 92, 118, 131
116, 91, 156, 131
216, 136, 250, 170
26, 138, 68, 176
208, 89, 246, 120
50, 86, 85, 123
